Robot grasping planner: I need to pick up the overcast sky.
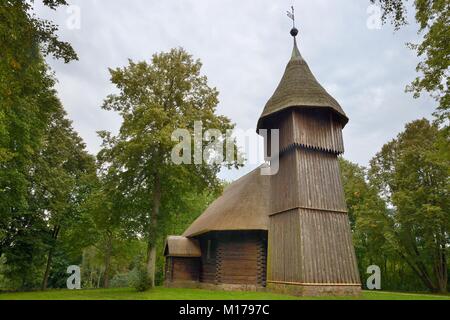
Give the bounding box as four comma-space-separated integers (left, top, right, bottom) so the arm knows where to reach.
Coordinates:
35, 0, 434, 181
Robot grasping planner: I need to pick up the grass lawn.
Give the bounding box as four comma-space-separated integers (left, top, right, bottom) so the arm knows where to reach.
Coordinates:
0, 287, 449, 300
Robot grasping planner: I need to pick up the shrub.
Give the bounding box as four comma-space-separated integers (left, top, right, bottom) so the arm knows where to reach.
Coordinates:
109, 273, 131, 288
129, 263, 150, 292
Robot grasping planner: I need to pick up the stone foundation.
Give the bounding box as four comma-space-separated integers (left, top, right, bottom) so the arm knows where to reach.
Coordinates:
200, 283, 264, 292
165, 281, 265, 292
267, 282, 362, 297
164, 280, 201, 289
165, 281, 361, 297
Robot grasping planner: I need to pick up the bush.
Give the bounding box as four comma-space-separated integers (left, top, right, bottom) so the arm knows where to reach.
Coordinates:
129, 263, 150, 292
109, 273, 131, 288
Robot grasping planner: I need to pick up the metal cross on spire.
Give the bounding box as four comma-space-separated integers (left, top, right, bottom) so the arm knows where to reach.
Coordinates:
287, 6, 299, 38
286, 6, 296, 29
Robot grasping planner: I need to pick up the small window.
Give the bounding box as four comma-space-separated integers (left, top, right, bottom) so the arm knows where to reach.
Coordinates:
206, 240, 212, 261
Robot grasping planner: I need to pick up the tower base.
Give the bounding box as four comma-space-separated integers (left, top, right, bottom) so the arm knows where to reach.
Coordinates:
267, 281, 361, 297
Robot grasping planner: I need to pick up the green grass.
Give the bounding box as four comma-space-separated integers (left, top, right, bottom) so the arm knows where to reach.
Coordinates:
0, 287, 449, 300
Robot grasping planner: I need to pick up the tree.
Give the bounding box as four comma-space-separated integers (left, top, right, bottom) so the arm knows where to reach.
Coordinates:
30, 106, 96, 290
370, 0, 449, 121
80, 179, 135, 288
0, 0, 77, 259
99, 48, 240, 287
369, 119, 450, 292
340, 158, 392, 285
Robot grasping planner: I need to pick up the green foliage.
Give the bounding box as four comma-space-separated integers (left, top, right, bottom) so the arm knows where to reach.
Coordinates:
129, 263, 151, 292
369, 119, 449, 292
0, 0, 78, 239
109, 273, 131, 288
370, 0, 450, 121
340, 119, 449, 293
0, 0, 80, 289
340, 158, 389, 276
98, 48, 241, 285
340, 158, 428, 291
0, 1, 77, 63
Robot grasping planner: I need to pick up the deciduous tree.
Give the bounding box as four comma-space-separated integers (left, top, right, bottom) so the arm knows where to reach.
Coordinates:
99, 48, 240, 287
369, 119, 449, 292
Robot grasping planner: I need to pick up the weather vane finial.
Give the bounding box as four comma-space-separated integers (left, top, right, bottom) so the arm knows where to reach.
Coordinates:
287, 6, 299, 37
287, 6, 295, 28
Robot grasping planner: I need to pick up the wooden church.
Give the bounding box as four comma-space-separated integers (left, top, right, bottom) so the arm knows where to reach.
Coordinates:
164, 22, 361, 296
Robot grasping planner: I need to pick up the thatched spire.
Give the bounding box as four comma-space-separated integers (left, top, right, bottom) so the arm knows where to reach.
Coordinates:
257, 30, 348, 131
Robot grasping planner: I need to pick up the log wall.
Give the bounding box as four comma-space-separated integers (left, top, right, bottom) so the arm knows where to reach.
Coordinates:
165, 257, 200, 283
198, 231, 267, 287
199, 235, 218, 284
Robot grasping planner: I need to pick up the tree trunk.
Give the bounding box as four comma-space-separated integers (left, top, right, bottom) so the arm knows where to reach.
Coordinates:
434, 240, 448, 293
41, 247, 54, 291
147, 245, 157, 287
146, 173, 161, 288
97, 269, 103, 288
103, 233, 113, 288
398, 249, 437, 292
41, 225, 60, 291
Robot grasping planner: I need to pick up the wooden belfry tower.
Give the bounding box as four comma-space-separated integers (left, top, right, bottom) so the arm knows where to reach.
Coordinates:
257, 9, 361, 296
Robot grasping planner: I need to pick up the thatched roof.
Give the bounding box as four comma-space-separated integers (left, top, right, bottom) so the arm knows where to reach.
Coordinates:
257, 38, 348, 131
183, 167, 271, 237
164, 236, 201, 257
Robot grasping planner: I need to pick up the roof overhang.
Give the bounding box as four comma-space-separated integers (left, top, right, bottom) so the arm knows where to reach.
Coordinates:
164, 236, 201, 257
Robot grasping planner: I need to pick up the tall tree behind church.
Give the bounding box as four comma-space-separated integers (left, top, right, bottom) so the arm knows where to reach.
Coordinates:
98, 48, 240, 287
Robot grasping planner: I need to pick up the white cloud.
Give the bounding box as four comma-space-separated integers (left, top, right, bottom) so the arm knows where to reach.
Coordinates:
35, 0, 434, 180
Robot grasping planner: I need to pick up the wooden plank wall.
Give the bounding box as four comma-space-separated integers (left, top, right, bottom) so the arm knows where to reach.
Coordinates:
269, 109, 344, 155
298, 209, 360, 284
267, 209, 302, 282
267, 108, 360, 285
270, 148, 346, 214
292, 110, 344, 154
295, 148, 347, 211
269, 151, 299, 212
268, 209, 359, 284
